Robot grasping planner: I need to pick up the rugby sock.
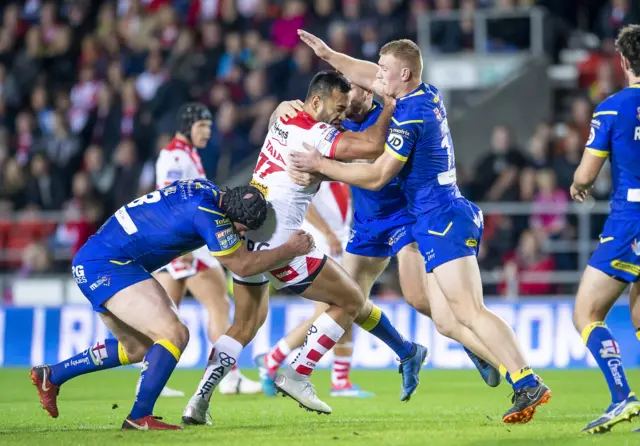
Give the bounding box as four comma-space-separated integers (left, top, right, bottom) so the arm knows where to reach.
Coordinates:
290, 313, 344, 378
360, 305, 414, 360
511, 366, 538, 390
332, 354, 352, 389
583, 321, 632, 403
265, 339, 291, 374
49, 338, 129, 386
499, 364, 514, 385
636, 328, 640, 341
193, 335, 243, 402
129, 340, 180, 419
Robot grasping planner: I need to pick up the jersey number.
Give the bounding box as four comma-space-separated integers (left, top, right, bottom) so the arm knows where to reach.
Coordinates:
254, 142, 285, 179
441, 132, 454, 170
127, 191, 162, 208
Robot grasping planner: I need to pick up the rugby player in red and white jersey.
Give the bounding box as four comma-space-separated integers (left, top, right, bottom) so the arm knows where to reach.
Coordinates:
258, 182, 374, 398
183, 72, 427, 424
153, 102, 300, 397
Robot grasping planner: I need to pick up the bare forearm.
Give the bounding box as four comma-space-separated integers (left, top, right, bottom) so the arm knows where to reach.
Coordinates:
240, 246, 294, 277
325, 51, 378, 91
361, 102, 394, 145
573, 165, 597, 189
318, 158, 382, 190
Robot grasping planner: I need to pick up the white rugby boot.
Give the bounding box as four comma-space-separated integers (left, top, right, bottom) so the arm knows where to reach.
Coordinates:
182, 396, 212, 425
274, 368, 332, 414
218, 370, 263, 395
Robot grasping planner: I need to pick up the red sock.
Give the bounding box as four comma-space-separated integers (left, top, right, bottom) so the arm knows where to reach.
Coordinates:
290, 313, 344, 378
332, 356, 352, 389
265, 339, 290, 374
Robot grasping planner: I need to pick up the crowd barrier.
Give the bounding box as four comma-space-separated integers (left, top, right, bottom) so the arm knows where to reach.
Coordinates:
1, 299, 637, 369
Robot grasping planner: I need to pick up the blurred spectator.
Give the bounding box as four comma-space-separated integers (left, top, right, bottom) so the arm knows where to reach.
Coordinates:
286, 44, 316, 100
472, 124, 526, 201
111, 139, 142, 206
212, 102, 247, 182
25, 153, 65, 210
597, 0, 632, 40
520, 123, 553, 201
0, 157, 27, 210
44, 111, 81, 185
198, 21, 224, 85
19, 241, 53, 275
529, 169, 569, 238
271, 0, 306, 50
241, 69, 277, 145
30, 85, 54, 137
69, 65, 103, 134
568, 97, 593, 143
552, 126, 582, 191
588, 58, 624, 104
14, 111, 37, 166
487, 0, 530, 52
308, 0, 338, 42
136, 50, 166, 102
499, 230, 556, 296
11, 26, 44, 103
90, 86, 121, 159
430, 0, 462, 53
84, 144, 116, 199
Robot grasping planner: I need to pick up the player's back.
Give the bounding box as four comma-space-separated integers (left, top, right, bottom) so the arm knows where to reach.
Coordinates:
342, 101, 408, 218
587, 85, 640, 218
90, 179, 222, 271
250, 111, 343, 229
156, 137, 206, 188
386, 83, 462, 216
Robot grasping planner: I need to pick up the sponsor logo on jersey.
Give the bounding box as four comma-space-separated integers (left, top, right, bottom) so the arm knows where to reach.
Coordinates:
600, 340, 621, 358
89, 275, 110, 291
388, 227, 407, 246
324, 127, 340, 143
632, 239, 640, 256
433, 107, 443, 122
266, 140, 286, 164
465, 239, 478, 248
88, 341, 109, 366
272, 122, 289, 144
590, 119, 601, 129
637, 107, 640, 121
216, 228, 239, 250
390, 127, 409, 137
587, 127, 595, 146
387, 133, 404, 150
433, 94, 440, 103
270, 265, 300, 282
72, 265, 87, 284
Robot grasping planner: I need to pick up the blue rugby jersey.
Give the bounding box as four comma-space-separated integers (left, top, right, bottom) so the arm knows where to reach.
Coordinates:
91, 179, 241, 271
383, 83, 462, 216
342, 101, 408, 217
587, 83, 640, 219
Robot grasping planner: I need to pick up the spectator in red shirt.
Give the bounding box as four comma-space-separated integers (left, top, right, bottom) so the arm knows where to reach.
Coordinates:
499, 230, 556, 296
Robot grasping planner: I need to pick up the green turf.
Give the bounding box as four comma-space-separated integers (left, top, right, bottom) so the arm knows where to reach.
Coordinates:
1, 368, 639, 445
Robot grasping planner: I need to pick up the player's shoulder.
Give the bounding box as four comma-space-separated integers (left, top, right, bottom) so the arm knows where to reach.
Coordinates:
163, 137, 192, 153
280, 111, 320, 131
395, 83, 440, 122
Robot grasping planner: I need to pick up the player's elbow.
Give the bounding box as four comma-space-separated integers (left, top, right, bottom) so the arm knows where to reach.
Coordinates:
361, 141, 385, 159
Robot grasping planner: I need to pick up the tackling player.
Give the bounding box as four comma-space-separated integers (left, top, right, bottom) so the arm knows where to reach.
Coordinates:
570, 25, 640, 434
292, 31, 552, 423
153, 102, 299, 397
257, 85, 501, 397
182, 71, 427, 424
30, 180, 313, 430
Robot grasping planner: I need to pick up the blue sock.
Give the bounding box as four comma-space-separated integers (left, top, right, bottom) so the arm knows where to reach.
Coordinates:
361, 305, 414, 360
130, 340, 181, 420
511, 366, 538, 390
583, 322, 631, 403
49, 338, 129, 386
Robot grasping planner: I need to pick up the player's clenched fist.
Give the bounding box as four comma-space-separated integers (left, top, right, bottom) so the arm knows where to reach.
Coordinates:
285, 230, 315, 256
298, 29, 332, 60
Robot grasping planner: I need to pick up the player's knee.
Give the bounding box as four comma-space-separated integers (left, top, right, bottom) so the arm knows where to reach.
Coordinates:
119, 339, 150, 364
572, 300, 605, 332
405, 295, 431, 317
342, 283, 366, 318
167, 321, 190, 352
432, 315, 458, 339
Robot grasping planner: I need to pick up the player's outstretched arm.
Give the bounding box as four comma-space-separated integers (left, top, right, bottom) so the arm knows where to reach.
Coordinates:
217, 230, 315, 277
291, 145, 403, 191
570, 150, 607, 202
298, 30, 379, 93
333, 95, 396, 161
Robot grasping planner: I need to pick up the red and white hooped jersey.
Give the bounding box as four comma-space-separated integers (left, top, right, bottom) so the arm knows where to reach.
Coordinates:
155, 137, 206, 189
302, 181, 352, 245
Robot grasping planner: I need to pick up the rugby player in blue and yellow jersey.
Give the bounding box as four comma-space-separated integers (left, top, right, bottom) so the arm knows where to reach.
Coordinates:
293, 30, 552, 423
29, 180, 313, 430
571, 25, 640, 434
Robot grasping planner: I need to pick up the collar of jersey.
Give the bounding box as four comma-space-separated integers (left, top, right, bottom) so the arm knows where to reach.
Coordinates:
398, 83, 427, 101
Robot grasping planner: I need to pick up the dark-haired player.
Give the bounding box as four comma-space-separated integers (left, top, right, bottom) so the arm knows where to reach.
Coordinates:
571, 24, 640, 434
30, 180, 313, 430
182, 71, 427, 423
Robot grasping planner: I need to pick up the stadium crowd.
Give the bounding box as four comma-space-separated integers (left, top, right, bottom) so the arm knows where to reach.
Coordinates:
0, 0, 634, 296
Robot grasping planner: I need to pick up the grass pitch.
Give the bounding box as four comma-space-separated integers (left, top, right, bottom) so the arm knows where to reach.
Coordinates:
0, 368, 639, 445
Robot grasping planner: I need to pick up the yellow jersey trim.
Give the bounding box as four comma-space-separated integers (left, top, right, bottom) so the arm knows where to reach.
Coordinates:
118, 342, 131, 365
210, 240, 242, 257
391, 117, 424, 127
360, 305, 382, 331
109, 260, 132, 266
385, 143, 408, 162
586, 148, 609, 158
399, 89, 425, 100
198, 206, 227, 217
581, 321, 607, 345
599, 236, 614, 243
592, 111, 618, 117
156, 339, 181, 361
428, 222, 453, 237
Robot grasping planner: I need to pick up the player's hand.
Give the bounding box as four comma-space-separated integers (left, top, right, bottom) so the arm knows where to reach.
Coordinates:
381, 94, 396, 110
174, 252, 195, 266
290, 143, 323, 173
275, 100, 304, 120
298, 30, 333, 60
326, 232, 343, 257
285, 230, 315, 256
570, 183, 591, 203
287, 168, 322, 187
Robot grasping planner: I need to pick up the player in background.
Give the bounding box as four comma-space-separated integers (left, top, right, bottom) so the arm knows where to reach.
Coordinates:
182, 72, 427, 424
258, 85, 501, 398
570, 25, 640, 434
30, 180, 313, 430
257, 181, 375, 398
293, 31, 551, 423
153, 102, 301, 397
